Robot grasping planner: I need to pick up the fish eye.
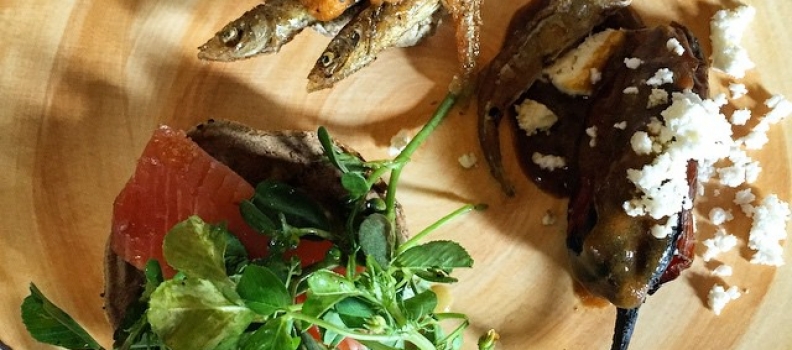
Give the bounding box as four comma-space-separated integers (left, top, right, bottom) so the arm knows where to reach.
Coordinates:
351, 30, 361, 44
320, 52, 336, 67
220, 27, 243, 47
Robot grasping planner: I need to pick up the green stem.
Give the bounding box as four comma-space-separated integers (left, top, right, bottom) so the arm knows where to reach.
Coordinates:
287, 312, 403, 343
397, 203, 479, 254
384, 92, 460, 222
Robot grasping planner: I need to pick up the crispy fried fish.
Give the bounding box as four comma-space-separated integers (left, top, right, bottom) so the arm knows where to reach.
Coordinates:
306, 0, 443, 91
198, 0, 316, 61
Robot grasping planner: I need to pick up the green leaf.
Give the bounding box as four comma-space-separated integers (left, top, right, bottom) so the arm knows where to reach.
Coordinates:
414, 269, 458, 283
240, 199, 277, 233
334, 297, 375, 329
162, 216, 228, 282
358, 214, 392, 268
402, 290, 437, 320
240, 318, 300, 350
142, 259, 164, 299
223, 229, 250, 275
254, 181, 330, 231
302, 271, 359, 318
341, 172, 370, 198
236, 265, 291, 316
20, 283, 103, 350
148, 278, 255, 350
318, 126, 347, 173
395, 241, 473, 269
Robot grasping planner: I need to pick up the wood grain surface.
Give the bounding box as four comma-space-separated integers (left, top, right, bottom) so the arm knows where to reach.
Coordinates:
2, 0, 791, 349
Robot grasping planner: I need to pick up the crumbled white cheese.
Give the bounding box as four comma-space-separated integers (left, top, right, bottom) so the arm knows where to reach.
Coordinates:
666, 37, 685, 56
531, 152, 567, 171
748, 194, 791, 266
712, 93, 729, 107
457, 153, 478, 169
630, 131, 653, 155
737, 94, 792, 149
708, 284, 741, 315
590, 68, 602, 85
710, 5, 756, 78
623, 86, 639, 94
515, 99, 559, 136
730, 108, 751, 125
542, 211, 557, 226
613, 121, 627, 130
709, 207, 734, 225
729, 83, 748, 99
702, 228, 738, 261
711, 265, 733, 277
585, 126, 598, 147
624, 57, 643, 69
734, 188, 757, 217
623, 91, 733, 220
651, 214, 678, 238
544, 29, 625, 96
389, 129, 412, 156
762, 93, 792, 125
717, 149, 762, 187
646, 68, 674, 86
647, 88, 669, 109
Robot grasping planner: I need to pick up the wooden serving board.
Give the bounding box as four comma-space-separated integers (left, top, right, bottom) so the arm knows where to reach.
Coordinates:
2, 0, 791, 349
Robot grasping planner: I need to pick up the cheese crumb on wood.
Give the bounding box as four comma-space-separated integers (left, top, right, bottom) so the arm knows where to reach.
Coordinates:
389, 129, 412, 156
738, 94, 792, 149
730, 108, 751, 125
515, 99, 559, 136
710, 5, 756, 78
702, 228, 738, 262
711, 265, 733, 277
708, 284, 741, 315
729, 83, 748, 99
457, 153, 478, 169
748, 194, 791, 266
531, 152, 566, 171
709, 207, 734, 225
734, 188, 756, 217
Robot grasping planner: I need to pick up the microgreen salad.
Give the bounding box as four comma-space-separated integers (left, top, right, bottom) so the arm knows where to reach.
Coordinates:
21, 92, 499, 350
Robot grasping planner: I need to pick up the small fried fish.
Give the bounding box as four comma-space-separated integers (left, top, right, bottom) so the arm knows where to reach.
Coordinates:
198, 0, 317, 61
443, 0, 482, 84
307, 0, 443, 91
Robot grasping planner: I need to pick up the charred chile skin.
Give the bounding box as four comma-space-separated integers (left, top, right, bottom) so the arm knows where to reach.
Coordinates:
513, 24, 707, 309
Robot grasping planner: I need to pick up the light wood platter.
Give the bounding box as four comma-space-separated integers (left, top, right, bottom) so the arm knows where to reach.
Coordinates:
2, 0, 791, 349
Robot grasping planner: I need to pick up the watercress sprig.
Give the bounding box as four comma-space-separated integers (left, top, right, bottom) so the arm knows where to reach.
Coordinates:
21, 89, 499, 350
